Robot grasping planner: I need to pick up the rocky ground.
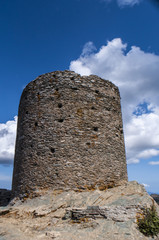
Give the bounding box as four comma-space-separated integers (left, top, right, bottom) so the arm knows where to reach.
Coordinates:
0, 181, 159, 240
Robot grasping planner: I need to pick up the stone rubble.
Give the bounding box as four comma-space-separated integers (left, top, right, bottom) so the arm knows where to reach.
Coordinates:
64, 205, 145, 222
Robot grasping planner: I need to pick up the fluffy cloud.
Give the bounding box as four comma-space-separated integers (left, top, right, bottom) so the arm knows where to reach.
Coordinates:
0, 117, 17, 165
70, 38, 159, 164
101, 0, 142, 7
125, 110, 159, 163
149, 161, 159, 165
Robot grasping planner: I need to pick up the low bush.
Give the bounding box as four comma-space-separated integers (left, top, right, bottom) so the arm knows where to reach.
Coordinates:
137, 204, 159, 237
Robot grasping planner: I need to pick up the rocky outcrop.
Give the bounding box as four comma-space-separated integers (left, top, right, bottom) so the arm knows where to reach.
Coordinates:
0, 181, 159, 240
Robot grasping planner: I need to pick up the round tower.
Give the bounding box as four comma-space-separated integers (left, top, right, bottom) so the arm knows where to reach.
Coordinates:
12, 71, 127, 196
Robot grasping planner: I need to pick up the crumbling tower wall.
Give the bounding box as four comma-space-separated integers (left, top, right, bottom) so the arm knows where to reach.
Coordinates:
12, 71, 127, 196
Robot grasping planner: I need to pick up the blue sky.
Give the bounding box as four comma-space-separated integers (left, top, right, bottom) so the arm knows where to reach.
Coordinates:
0, 0, 159, 193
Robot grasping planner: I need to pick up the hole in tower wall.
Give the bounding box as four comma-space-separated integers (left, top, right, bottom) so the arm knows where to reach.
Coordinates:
71, 87, 78, 90
50, 148, 55, 153
58, 119, 64, 123
55, 88, 59, 91
58, 103, 62, 108
91, 106, 95, 110
35, 122, 38, 127
26, 111, 29, 114
93, 127, 98, 132
95, 90, 99, 94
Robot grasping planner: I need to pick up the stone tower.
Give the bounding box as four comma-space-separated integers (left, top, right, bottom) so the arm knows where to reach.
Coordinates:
12, 71, 127, 197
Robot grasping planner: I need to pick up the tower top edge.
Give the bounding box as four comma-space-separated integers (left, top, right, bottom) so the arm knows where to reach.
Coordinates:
23, 70, 118, 93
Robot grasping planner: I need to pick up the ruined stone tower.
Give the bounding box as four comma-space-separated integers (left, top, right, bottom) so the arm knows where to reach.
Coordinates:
12, 71, 127, 197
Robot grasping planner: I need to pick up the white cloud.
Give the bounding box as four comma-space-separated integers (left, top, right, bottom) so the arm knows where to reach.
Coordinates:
0, 116, 17, 165
138, 149, 159, 159
81, 42, 97, 57
101, 0, 142, 7
125, 110, 159, 163
142, 183, 150, 188
127, 158, 140, 164
70, 38, 159, 164
117, 0, 141, 7
149, 161, 159, 165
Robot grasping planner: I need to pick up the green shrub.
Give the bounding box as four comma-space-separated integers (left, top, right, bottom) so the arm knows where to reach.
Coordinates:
137, 204, 159, 237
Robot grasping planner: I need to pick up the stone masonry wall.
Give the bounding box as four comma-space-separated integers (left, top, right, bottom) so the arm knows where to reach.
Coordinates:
12, 71, 127, 197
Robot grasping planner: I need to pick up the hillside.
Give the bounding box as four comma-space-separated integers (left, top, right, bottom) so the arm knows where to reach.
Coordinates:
0, 181, 159, 240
